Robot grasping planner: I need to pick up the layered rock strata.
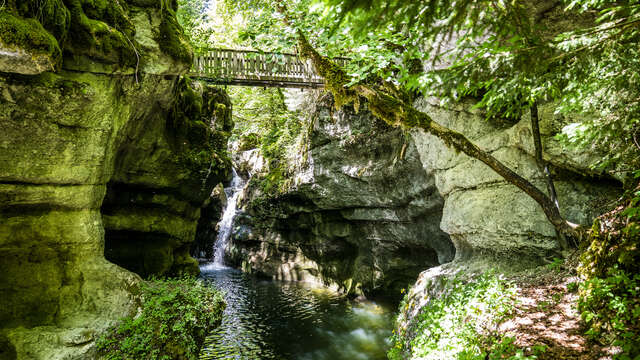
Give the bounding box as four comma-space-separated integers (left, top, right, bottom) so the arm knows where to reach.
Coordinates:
0, 1, 231, 358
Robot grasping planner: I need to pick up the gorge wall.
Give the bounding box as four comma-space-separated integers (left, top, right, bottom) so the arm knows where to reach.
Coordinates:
395, 97, 622, 340
227, 93, 620, 300
228, 94, 455, 298
0, 1, 231, 358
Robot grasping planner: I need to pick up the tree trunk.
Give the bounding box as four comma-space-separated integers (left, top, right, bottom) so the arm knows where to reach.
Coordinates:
530, 103, 569, 249
296, 31, 581, 248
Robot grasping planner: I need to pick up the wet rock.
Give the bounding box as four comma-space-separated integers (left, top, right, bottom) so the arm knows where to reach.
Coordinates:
192, 183, 227, 259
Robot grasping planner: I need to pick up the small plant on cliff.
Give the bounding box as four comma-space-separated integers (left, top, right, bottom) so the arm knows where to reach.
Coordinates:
96, 277, 225, 360
388, 272, 537, 360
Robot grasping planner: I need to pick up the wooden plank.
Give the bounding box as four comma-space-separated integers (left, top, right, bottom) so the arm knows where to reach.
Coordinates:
232, 51, 237, 76
214, 50, 218, 74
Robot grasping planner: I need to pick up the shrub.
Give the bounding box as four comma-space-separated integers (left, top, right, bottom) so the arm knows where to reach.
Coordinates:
96, 277, 225, 360
578, 180, 640, 358
237, 133, 260, 151
578, 267, 640, 357
388, 272, 536, 360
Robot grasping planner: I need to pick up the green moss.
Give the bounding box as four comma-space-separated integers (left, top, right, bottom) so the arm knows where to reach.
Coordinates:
1, 0, 140, 69
14, 0, 70, 41
296, 30, 356, 109
237, 133, 260, 151
64, 0, 137, 68
0, 11, 61, 62
157, 7, 192, 65
0, 0, 70, 67
168, 77, 232, 194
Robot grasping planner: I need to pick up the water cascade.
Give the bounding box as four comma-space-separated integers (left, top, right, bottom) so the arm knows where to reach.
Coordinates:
213, 168, 246, 265
198, 167, 394, 360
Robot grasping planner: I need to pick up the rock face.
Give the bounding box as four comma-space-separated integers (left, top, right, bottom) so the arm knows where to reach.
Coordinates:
102, 80, 232, 278
391, 98, 622, 350
0, 1, 230, 359
228, 95, 455, 298
410, 98, 619, 264
228, 93, 620, 302
191, 183, 227, 259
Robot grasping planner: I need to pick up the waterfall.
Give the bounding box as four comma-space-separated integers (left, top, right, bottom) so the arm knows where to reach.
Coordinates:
213, 168, 246, 265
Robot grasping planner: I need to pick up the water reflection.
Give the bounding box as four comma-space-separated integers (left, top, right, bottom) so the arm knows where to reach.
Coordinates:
199, 264, 393, 360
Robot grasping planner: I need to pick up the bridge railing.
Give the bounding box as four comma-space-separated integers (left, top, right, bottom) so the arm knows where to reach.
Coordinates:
190, 48, 349, 88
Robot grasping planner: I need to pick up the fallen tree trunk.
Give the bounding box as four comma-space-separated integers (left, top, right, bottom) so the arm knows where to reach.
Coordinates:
296, 30, 584, 248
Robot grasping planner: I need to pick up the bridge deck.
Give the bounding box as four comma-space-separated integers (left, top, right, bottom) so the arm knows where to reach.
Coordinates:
189, 48, 347, 88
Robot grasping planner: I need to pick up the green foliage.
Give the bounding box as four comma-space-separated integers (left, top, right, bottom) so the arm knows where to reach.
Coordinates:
230, 87, 306, 195
255, 164, 289, 194
96, 277, 226, 360
176, 0, 247, 49
388, 272, 536, 360
578, 267, 640, 357
237, 133, 260, 151
546, 257, 565, 272
578, 180, 640, 358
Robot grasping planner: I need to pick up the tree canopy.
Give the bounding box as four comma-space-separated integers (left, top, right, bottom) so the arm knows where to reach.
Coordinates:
202, 0, 639, 180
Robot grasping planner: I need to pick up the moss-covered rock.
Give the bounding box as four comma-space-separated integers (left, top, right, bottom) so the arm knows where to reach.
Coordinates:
156, 6, 193, 66
0, 0, 225, 356
101, 77, 232, 278
0, 70, 231, 358
0, 3, 65, 74
61, 0, 137, 72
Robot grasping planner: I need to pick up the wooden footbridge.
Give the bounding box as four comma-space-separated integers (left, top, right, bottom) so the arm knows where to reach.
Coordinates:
189, 48, 348, 88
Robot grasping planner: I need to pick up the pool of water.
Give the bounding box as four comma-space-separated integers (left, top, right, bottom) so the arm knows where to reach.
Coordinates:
198, 264, 394, 360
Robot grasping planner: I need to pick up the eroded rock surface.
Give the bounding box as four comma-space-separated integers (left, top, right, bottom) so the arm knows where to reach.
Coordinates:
411, 98, 619, 263
228, 95, 455, 298
0, 2, 230, 358
227, 93, 620, 303
102, 79, 232, 278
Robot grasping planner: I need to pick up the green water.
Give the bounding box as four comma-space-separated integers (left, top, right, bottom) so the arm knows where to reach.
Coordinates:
199, 264, 394, 360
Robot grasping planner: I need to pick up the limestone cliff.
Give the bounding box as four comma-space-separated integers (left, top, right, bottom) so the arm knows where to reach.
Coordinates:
0, 1, 231, 358
228, 94, 455, 298
102, 79, 232, 278
392, 98, 621, 343
227, 93, 620, 301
